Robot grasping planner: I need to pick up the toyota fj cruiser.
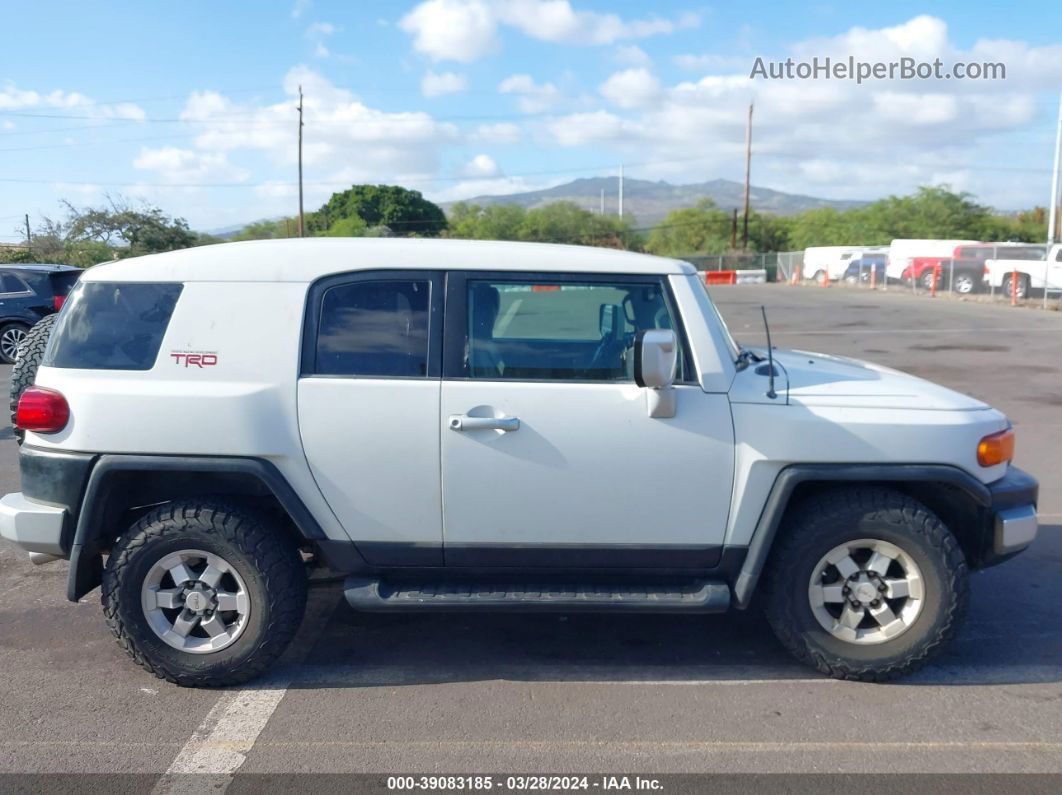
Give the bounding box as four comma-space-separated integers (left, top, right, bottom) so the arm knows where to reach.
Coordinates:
0, 239, 1039, 686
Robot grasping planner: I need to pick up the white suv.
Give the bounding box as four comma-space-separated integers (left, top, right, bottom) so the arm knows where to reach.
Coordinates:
0, 239, 1039, 686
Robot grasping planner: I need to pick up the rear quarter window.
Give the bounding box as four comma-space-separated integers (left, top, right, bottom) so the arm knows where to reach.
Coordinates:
44, 282, 183, 370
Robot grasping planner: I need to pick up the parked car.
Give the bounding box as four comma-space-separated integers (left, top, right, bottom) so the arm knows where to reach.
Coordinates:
842, 254, 887, 284
0, 239, 1038, 686
0, 264, 81, 364
887, 239, 979, 283
904, 244, 1046, 293
985, 243, 1062, 299
802, 246, 861, 283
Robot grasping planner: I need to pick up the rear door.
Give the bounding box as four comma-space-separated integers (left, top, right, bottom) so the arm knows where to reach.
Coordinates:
297, 270, 445, 565
438, 271, 735, 568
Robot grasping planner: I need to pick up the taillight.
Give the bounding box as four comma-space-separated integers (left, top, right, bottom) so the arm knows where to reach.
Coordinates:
15, 387, 69, 434
53, 294, 66, 311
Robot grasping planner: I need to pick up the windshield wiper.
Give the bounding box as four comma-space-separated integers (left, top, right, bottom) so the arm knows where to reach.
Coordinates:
735, 347, 763, 370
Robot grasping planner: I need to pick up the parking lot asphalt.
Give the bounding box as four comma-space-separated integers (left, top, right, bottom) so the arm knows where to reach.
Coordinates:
0, 283, 1060, 780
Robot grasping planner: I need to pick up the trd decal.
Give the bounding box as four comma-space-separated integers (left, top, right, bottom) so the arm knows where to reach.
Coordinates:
171, 352, 218, 368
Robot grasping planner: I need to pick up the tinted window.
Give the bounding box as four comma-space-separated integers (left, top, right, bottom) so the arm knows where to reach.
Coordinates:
466, 279, 682, 381
0, 272, 28, 294
44, 282, 182, 370
316, 279, 430, 377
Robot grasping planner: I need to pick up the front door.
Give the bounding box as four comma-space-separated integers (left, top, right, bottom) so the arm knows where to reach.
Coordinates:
439, 271, 735, 568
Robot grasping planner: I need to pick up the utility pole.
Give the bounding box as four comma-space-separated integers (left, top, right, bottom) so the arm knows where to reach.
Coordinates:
730, 208, 737, 250
24, 214, 31, 248
599, 189, 604, 214
1045, 89, 1062, 308
618, 164, 624, 218
1048, 89, 1062, 245
297, 85, 305, 238
742, 102, 753, 250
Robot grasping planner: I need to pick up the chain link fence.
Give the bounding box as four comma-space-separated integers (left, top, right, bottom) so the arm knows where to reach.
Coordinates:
683, 247, 1062, 310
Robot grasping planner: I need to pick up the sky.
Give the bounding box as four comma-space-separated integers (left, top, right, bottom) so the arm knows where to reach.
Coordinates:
2, 0, 1061, 238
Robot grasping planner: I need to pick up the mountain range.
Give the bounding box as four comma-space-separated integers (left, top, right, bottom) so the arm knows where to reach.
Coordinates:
441, 177, 866, 227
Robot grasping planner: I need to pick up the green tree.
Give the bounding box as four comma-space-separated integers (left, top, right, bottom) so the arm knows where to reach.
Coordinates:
447, 202, 526, 240
645, 199, 732, 256
516, 201, 641, 249
233, 217, 297, 241
310, 184, 447, 236
62, 196, 197, 255
325, 215, 369, 237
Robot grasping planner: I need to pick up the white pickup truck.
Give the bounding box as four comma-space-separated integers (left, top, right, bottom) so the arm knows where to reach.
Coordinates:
984, 243, 1062, 299
0, 239, 1040, 686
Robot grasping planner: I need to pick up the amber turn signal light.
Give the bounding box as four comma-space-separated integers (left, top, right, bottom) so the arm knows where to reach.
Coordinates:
977, 428, 1014, 468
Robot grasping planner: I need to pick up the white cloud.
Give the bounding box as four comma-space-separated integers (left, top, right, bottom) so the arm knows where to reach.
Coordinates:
471, 121, 522, 143
498, 73, 560, 113
133, 147, 249, 185
421, 70, 468, 97
305, 21, 337, 58
0, 82, 145, 120
673, 53, 749, 71
599, 68, 661, 109
461, 153, 501, 177
291, 0, 311, 19
399, 0, 498, 62
400, 0, 698, 62
539, 16, 1062, 207
614, 45, 651, 66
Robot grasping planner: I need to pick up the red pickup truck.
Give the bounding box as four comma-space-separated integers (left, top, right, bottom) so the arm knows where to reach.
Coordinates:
902, 243, 1045, 293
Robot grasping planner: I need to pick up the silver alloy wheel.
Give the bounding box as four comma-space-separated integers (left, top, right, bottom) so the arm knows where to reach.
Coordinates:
954, 274, 975, 294
0, 326, 26, 361
807, 538, 925, 645
141, 549, 250, 653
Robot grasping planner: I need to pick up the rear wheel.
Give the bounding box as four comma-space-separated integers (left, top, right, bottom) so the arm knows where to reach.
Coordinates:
1002, 273, 1029, 300
954, 273, 977, 294
812, 270, 827, 285
102, 500, 307, 687
9, 314, 58, 444
762, 488, 968, 681
921, 270, 936, 290
0, 322, 30, 365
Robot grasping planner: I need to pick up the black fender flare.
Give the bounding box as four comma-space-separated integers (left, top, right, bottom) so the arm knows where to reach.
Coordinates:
67, 454, 345, 601
731, 463, 991, 608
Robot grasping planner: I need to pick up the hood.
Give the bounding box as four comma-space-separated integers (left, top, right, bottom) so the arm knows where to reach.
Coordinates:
771, 349, 988, 411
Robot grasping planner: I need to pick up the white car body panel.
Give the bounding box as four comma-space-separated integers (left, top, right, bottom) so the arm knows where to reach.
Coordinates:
802, 246, 861, 281
298, 378, 443, 547
439, 381, 735, 551
984, 244, 1062, 290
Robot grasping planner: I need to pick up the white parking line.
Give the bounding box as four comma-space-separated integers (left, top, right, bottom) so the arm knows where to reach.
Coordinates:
151, 585, 339, 794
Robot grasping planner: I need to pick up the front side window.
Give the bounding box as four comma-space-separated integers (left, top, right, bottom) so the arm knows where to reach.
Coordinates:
316, 279, 430, 377
465, 279, 682, 381
45, 282, 182, 370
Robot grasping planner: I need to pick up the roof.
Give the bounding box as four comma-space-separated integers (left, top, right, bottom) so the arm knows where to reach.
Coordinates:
81, 238, 695, 284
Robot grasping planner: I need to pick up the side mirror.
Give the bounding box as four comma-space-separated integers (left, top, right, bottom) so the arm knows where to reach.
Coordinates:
634, 329, 677, 418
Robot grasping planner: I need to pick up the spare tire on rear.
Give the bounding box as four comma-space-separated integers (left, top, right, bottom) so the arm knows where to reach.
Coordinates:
9, 313, 59, 445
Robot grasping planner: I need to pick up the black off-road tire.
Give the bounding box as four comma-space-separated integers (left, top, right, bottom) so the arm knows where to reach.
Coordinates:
9, 313, 58, 444
762, 487, 968, 682
102, 500, 307, 687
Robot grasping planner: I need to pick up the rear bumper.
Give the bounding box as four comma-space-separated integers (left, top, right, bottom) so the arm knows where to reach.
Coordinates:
0, 492, 67, 555
983, 466, 1039, 563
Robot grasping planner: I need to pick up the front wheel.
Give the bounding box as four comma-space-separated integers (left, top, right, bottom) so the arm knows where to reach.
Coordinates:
102, 500, 307, 687
762, 488, 968, 681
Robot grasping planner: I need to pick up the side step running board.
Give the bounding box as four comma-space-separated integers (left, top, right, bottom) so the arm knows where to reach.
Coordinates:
344, 577, 731, 613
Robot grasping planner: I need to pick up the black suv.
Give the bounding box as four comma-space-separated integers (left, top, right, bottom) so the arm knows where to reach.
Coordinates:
0, 265, 82, 363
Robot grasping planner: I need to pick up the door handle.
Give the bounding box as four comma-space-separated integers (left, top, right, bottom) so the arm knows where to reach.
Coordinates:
449, 415, 520, 432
